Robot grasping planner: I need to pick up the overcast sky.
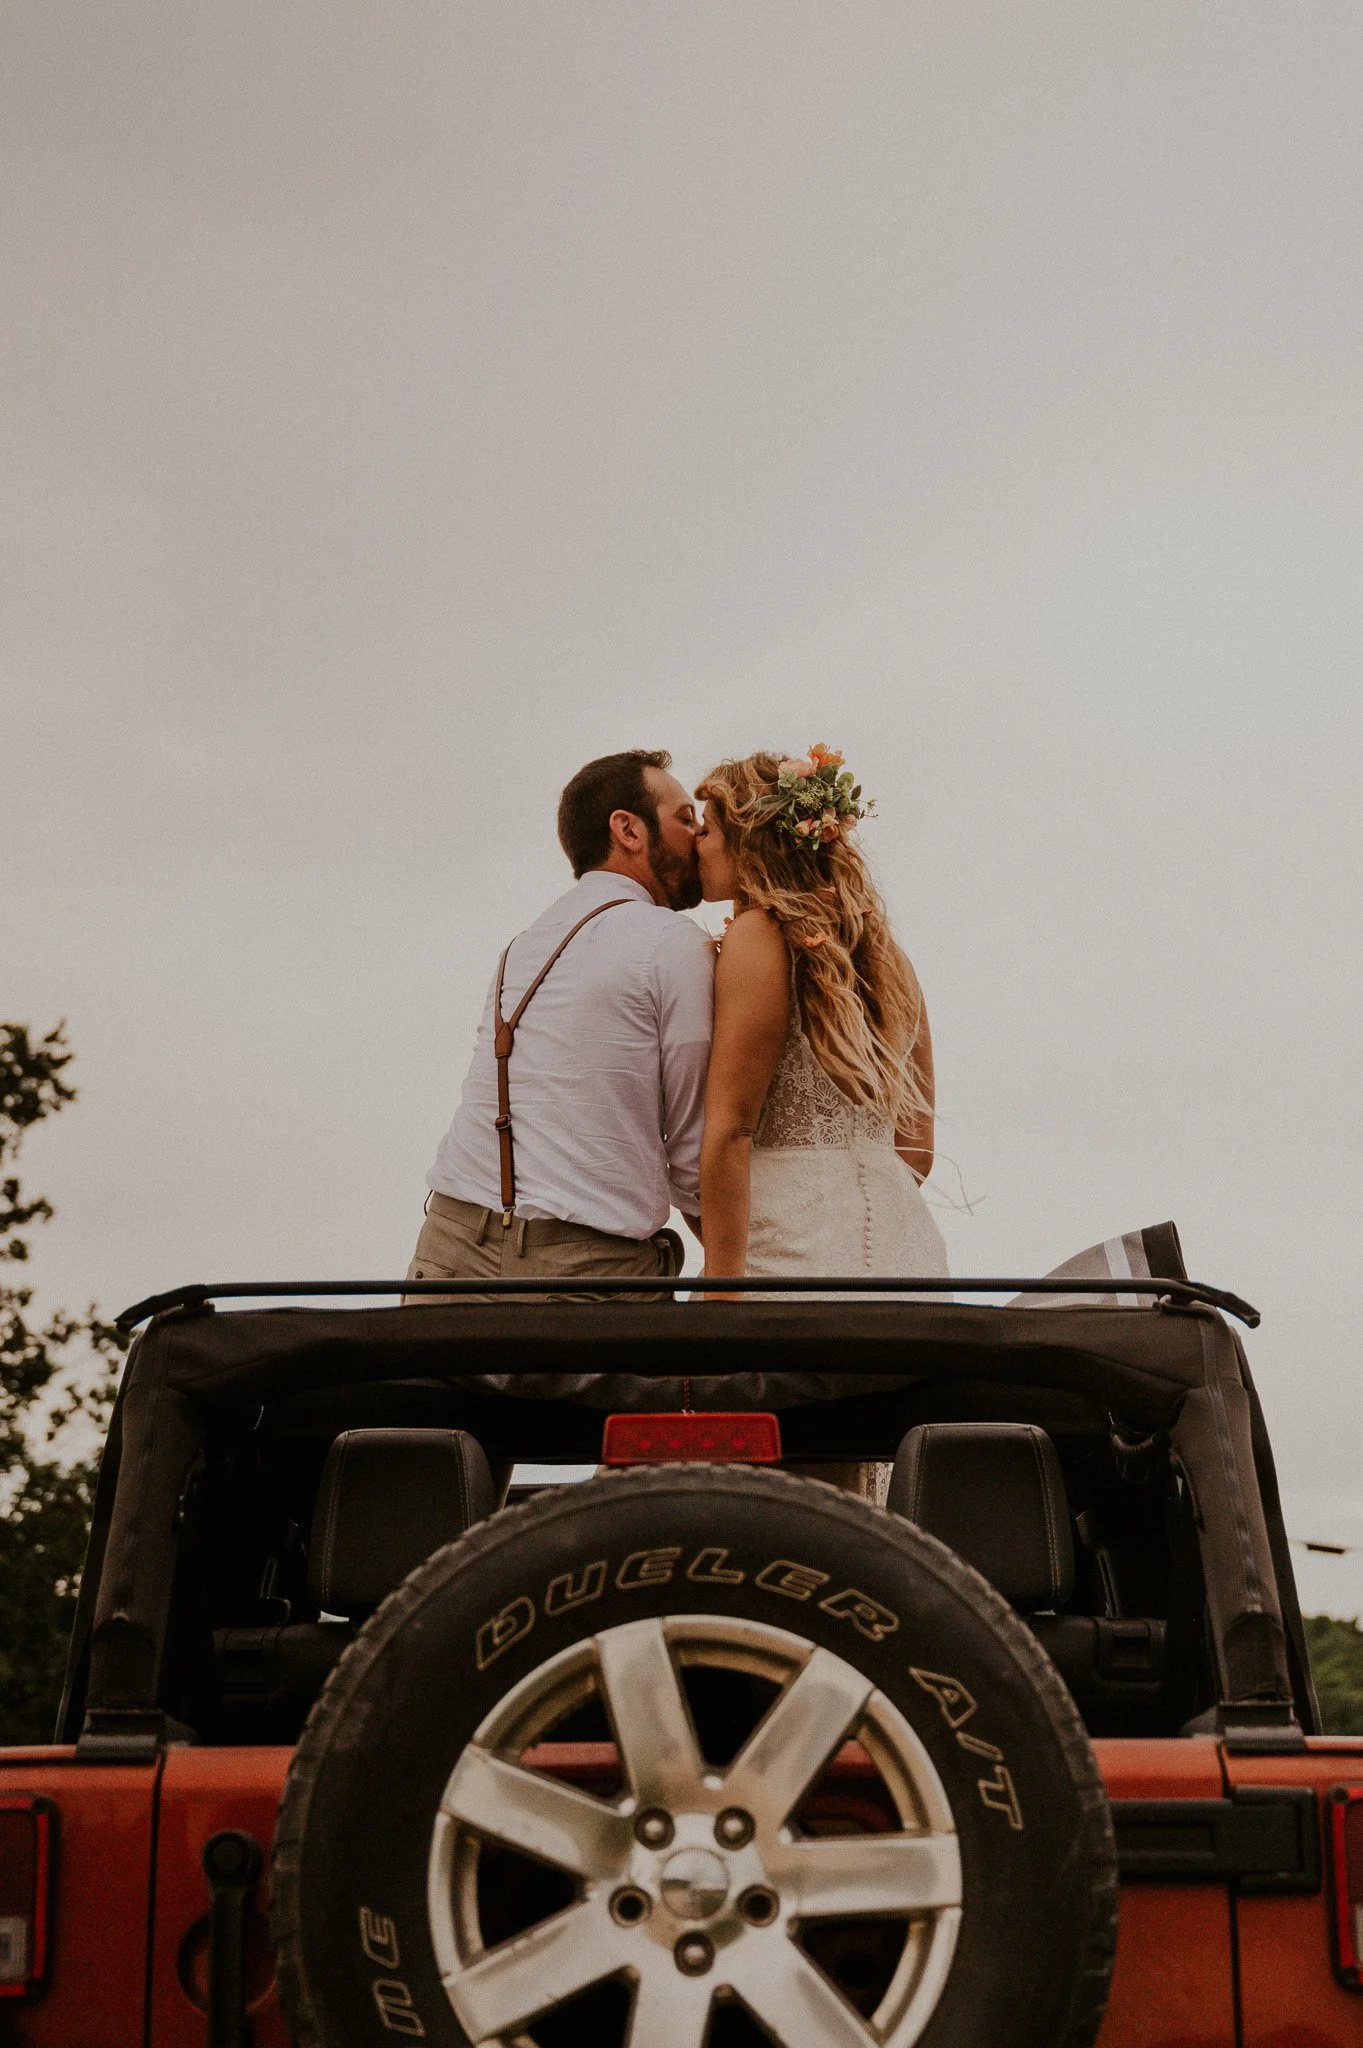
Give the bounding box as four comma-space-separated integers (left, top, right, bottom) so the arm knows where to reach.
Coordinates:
6, 4, 1362, 1611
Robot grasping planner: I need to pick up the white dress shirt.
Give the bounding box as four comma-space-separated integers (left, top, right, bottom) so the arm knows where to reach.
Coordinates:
429, 872, 715, 1238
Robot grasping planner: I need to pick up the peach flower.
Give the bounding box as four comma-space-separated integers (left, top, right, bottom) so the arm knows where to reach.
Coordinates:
779, 756, 816, 779
809, 742, 844, 770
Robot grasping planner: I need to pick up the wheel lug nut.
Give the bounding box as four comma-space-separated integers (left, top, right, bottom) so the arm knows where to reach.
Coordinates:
634, 1807, 674, 1849
609, 1885, 651, 1926
674, 1932, 714, 1976
714, 1806, 754, 1848
738, 1885, 779, 1926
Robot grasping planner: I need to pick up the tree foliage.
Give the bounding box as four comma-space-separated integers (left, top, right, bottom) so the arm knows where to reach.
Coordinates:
1304, 1615, 1363, 1736
0, 1023, 126, 1743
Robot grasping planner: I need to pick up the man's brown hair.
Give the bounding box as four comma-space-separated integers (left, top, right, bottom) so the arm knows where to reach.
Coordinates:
557, 749, 672, 877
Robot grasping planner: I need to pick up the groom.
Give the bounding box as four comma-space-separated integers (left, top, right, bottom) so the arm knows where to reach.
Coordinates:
407, 749, 713, 1299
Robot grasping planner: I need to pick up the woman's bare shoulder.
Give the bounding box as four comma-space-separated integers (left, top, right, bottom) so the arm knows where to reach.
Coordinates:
723, 904, 784, 942
717, 907, 788, 973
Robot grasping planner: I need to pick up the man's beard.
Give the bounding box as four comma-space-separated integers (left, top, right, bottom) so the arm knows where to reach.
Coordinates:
647, 829, 703, 911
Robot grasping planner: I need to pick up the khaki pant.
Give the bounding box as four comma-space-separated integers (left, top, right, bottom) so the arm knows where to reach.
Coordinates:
404, 1191, 684, 1305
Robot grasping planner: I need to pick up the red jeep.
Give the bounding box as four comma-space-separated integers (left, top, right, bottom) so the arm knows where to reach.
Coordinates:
1, 1227, 1358, 2047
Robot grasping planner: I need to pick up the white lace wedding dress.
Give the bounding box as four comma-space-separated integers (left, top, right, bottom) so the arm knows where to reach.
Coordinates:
747, 984, 950, 1290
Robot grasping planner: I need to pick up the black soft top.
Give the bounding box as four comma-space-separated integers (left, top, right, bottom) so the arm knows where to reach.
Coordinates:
66, 1291, 1309, 1741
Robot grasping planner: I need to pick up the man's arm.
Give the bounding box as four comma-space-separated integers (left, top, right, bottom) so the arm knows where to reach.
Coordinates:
652, 918, 715, 1220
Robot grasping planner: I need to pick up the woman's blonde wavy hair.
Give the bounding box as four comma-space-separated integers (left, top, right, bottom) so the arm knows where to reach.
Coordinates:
696, 752, 930, 1127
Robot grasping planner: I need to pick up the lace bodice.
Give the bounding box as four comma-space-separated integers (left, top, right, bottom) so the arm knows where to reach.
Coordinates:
753, 986, 895, 1151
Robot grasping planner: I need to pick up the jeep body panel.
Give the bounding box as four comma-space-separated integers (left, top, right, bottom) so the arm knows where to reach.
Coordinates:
1228, 1740, 1363, 2048
148, 1747, 292, 2048
7, 1737, 1362, 2046
1096, 1739, 1238, 2048
0, 1750, 156, 2048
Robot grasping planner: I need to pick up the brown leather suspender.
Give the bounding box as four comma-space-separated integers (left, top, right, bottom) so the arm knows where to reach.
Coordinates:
492, 898, 630, 1225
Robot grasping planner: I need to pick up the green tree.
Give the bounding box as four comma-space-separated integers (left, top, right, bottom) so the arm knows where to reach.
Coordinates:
0, 1023, 126, 1742
1304, 1615, 1363, 1736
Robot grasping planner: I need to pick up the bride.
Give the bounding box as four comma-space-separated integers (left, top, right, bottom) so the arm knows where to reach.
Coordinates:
694, 746, 948, 1291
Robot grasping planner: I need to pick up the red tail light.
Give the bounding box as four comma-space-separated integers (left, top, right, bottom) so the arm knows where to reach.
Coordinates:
1330, 1786, 1363, 1987
0, 1798, 55, 2000
602, 1412, 782, 1465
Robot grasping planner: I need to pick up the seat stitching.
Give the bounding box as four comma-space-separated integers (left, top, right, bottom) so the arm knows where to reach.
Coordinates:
1030, 1428, 1062, 1603
908, 1439, 925, 1522
322, 1434, 349, 1608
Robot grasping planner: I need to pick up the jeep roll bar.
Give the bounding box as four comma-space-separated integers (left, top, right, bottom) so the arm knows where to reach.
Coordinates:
115, 1272, 1262, 1332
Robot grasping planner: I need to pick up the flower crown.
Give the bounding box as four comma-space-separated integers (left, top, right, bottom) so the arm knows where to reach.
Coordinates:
771, 743, 875, 850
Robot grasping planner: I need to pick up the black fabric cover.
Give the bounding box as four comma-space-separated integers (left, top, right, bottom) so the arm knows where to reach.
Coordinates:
889, 1421, 1075, 1611
308, 1428, 496, 1616
65, 1290, 1305, 1735
112, 1297, 1223, 1421
214, 1622, 352, 1734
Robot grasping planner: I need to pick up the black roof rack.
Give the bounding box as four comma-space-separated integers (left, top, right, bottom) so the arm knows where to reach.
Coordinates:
115, 1271, 1260, 1333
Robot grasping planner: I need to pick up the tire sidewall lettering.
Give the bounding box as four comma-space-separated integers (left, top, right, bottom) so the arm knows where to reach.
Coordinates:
357, 1910, 426, 2036
468, 1551, 1020, 1825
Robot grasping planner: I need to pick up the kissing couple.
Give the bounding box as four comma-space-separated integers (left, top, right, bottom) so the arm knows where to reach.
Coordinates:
407, 746, 948, 1298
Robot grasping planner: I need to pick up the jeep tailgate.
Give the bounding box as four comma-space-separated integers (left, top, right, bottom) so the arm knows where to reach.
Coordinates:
1095, 1739, 1237, 2048
149, 1746, 292, 2048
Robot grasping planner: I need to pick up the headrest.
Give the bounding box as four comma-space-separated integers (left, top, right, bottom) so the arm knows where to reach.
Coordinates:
887, 1422, 1074, 1612
309, 1428, 496, 1617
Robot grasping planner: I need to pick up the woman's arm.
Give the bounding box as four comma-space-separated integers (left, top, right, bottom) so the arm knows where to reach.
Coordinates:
895, 997, 936, 1184
699, 910, 791, 1291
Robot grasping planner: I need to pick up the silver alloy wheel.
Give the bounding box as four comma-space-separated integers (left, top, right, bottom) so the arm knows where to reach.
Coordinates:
427, 1615, 962, 2047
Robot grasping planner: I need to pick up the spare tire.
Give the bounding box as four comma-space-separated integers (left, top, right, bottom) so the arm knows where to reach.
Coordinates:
273, 1466, 1117, 2048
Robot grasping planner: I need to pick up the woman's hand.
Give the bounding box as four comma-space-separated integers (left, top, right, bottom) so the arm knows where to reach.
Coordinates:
697, 909, 790, 1294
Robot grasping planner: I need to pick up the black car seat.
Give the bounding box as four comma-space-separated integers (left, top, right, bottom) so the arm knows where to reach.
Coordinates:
888, 1422, 1075, 1610
888, 1422, 1166, 1722
307, 1427, 497, 1617
215, 1428, 496, 1738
